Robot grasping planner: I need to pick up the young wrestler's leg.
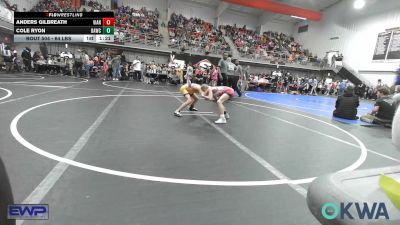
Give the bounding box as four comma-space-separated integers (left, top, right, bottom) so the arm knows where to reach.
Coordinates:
215, 93, 230, 124
174, 93, 194, 117
189, 94, 199, 111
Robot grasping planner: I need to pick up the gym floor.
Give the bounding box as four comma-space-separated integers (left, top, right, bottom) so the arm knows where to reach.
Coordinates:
0, 73, 399, 225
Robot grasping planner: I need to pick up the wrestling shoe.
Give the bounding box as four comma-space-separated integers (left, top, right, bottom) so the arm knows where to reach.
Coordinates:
174, 111, 182, 117
215, 117, 227, 124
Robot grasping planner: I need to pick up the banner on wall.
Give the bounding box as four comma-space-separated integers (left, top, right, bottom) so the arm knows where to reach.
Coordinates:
372, 31, 392, 60
387, 30, 400, 60
373, 29, 400, 61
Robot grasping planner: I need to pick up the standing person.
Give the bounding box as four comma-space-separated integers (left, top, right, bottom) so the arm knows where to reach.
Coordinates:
244, 65, 250, 91
176, 66, 184, 84
361, 87, 395, 125
3, 45, 12, 72
174, 83, 202, 117
358, 82, 366, 99
338, 80, 347, 96
83, 51, 91, 78
0, 41, 5, 67
309, 77, 318, 95
102, 58, 108, 81
11, 50, 19, 73
211, 66, 218, 87
201, 84, 234, 124
21, 47, 32, 72
326, 82, 331, 96
132, 56, 141, 81
141, 61, 146, 83
333, 86, 360, 120
186, 63, 194, 82
217, 52, 229, 86
283, 75, 289, 93
372, 79, 383, 99
330, 81, 337, 96
73, 49, 83, 77
230, 59, 243, 97
111, 55, 121, 81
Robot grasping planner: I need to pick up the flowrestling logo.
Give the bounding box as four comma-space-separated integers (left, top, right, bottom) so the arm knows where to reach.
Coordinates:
321, 202, 389, 220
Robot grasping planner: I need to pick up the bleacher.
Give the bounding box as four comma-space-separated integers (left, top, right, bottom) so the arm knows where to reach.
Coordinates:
20, 0, 325, 70
167, 13, 230, 56
224, 24, 321, 67
114, 6, 163, 47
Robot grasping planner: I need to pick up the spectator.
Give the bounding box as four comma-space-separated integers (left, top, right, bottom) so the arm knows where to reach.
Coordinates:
3, 45, 12, 72
217, 52, 229, 86
186, 63, 193, 81
73, 49, 83, 77
111, 55, 121, 81
21, 47, 32, 72
357, 82, 366, 98
361, 87, 395, 125
132, 56, 141, 81
333, 86, 359, 120
102, 58, 109, 81
231, 59, 243, 97
309, 77, 318, 96
211, 66, 218, 87
338, 80, 347, 96
83, 51, 91, 78
176, 67, 183, 84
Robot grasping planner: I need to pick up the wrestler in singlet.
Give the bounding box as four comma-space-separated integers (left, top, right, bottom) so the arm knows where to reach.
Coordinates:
174, 83, 202, 117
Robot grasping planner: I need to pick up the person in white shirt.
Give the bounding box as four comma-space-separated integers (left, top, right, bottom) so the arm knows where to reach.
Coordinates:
185, 63, 194, 84
132, 56, 141, 81
83, 51, 90, 78
310, 78, 318, 95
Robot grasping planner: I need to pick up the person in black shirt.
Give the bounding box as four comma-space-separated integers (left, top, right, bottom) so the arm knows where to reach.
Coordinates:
333, 86, 359, 120
357, 82, 366, 99
21, 47, 32, 72
361, 87, 395, 124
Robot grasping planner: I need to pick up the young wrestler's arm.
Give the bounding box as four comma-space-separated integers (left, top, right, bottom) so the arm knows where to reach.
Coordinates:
202, 88, 215, 101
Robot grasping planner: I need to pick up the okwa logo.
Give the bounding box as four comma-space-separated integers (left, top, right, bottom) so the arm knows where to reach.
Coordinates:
322, 202, 389, 220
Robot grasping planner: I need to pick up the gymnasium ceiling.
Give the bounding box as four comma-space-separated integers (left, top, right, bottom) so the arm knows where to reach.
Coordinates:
185, 0, 343, 23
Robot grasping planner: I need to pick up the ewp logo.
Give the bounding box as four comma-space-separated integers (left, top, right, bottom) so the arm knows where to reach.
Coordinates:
322, 202, 389, 220
7, 204, 49, 220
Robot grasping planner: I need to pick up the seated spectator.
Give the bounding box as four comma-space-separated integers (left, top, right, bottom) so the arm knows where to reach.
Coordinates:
333, 86, 359, 120
361, 87, 395, 125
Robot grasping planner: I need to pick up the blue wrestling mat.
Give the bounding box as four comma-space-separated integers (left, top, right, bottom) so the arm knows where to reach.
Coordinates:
245, 92, 374, 125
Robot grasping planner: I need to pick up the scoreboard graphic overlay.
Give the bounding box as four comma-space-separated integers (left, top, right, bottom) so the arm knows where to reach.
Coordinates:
14, 12, 114, 43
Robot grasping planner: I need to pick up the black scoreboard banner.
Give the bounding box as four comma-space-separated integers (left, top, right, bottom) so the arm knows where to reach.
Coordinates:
372, 31, 391, 60
387, 30, 400, 60
14, 12, 115, 43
